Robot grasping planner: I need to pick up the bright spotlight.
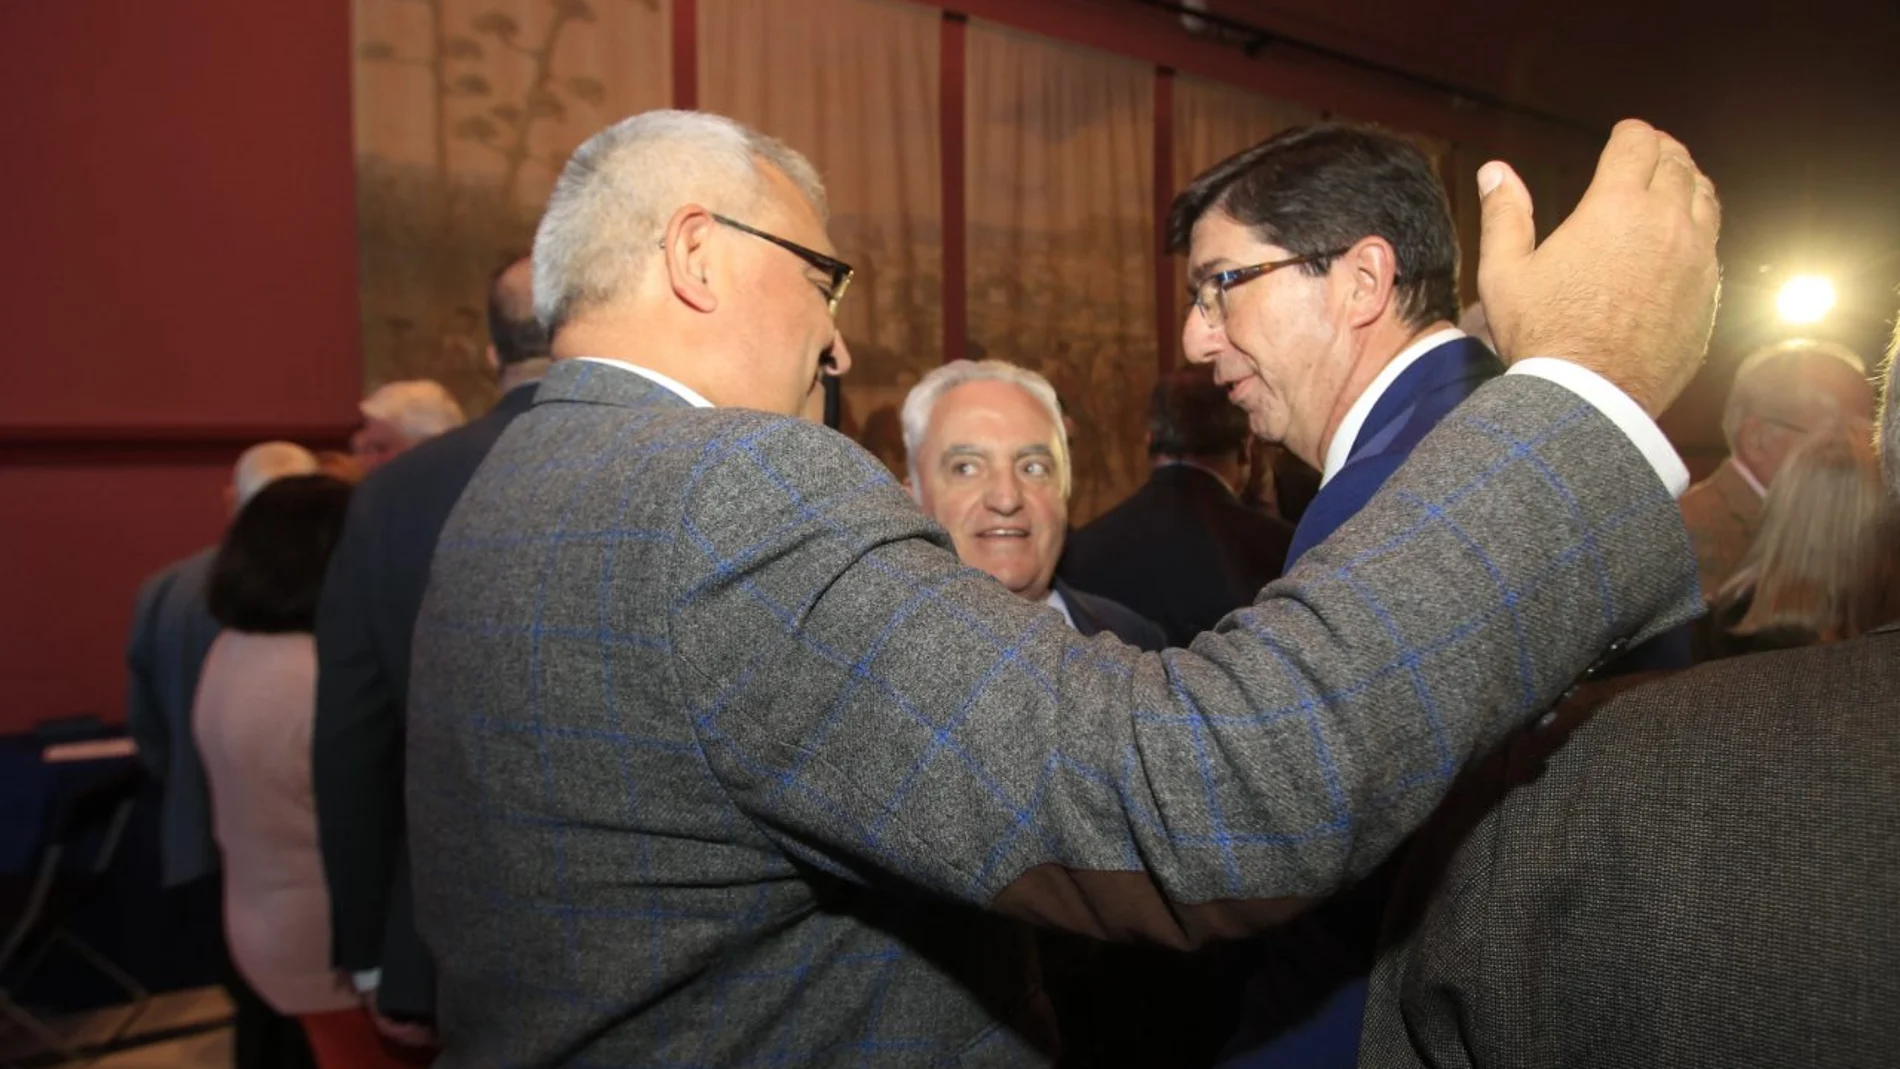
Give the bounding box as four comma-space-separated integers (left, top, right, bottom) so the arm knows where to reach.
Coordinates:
1777, 275, 1836, 324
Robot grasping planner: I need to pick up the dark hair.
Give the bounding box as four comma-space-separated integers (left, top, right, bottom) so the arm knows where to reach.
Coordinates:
487, 254, 550, 367
207, 475, 353, 634
1150, 364, 1249, 459
1167, 124, 1460, 329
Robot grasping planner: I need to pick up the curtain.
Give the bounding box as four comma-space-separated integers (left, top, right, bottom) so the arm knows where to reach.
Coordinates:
698, 0, 940, 477
353, 0, 670, 414
1173, 75, 1319, 189
966, 23, 1155, 525
1444, 137, 1596, 308
1169, 76, 1320, 360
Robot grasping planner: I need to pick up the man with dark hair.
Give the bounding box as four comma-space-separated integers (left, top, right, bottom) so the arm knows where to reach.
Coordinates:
1167, 124, 1561, 1066
1171, 124, 1503, 569
1059, 364, 1293, 646
311, 253, 547, 1044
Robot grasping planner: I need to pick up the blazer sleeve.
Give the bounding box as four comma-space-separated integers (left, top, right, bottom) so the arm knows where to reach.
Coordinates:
667, 375, 1700, 949
312, 489, 405, 973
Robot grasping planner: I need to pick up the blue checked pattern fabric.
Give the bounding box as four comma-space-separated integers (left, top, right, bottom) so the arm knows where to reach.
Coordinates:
407, 359, 1700, 1067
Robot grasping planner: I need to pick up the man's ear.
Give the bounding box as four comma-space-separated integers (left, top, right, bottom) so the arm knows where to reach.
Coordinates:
661, 205, 721, 314
1341, 236, 1399, 329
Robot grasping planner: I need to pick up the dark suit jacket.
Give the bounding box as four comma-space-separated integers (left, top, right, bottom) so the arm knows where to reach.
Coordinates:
125, 546, 221, 887
1361, 626, 1900, 1068
404, 360, 1697, 1066
311, 381, 538, 1018
1060, 465, 1292, 647
1055, 578, 1165, 651
1288, 337, 1500, 568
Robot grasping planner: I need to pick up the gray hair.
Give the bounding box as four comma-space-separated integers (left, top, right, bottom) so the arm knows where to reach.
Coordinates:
1723, 338, 1868, 451
900, 360, 1071, 497
359, 380, 467, 444
231, 441, 318, 510
532, 110, 828, 335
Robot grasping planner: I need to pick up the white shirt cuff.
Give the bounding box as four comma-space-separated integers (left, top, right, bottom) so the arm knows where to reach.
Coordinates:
352, 968, 382, 993
1507, 358, 1690, 498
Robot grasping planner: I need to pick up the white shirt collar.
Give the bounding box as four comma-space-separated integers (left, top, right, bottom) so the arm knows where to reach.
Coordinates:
1043, 587, 1077, 630
573, 357, 715, 409
1319, 327, 1466, 487
1732, 458, 1769, 500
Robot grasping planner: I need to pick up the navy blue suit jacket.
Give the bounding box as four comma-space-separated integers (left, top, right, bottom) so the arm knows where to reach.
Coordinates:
1288, 337, 1502, 569
312, 380, 540, 1018
1055, 578, 1166, 651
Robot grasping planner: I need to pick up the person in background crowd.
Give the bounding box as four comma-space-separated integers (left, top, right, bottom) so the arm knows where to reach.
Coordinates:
1681, 338, 1874, 600
903, 358, 1164, 651
127, 440, 319, 1069
314, 450, 366, 484
195, 475, 419, 1069
1060, 364, 1292, 647
1359, 319, 1900, 1069
907, 359, 1256, 1065
314, 255, 549, 1049
1701, 422, 1897, 658
349, 380, 467, 473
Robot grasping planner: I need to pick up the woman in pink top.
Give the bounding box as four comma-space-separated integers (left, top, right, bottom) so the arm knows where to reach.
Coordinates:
194, 475, 416, 1069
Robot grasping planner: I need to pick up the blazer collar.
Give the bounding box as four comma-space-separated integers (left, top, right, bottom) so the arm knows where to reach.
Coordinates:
532, 358, 699, 413
1346, 337, 1501, 459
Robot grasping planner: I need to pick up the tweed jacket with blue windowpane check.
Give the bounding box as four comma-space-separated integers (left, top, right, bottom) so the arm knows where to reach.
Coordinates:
406, 357, 1700, 1067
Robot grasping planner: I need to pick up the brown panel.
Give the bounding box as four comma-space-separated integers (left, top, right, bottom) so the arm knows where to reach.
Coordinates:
674, 0, 699, 109
1153, 66, 1176, 375
941, 12, 968, 365
0, 425, 356, 467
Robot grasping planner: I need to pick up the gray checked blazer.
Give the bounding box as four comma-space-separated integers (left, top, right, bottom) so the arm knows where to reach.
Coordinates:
406, 358, 1700, 1067
1359, 625, 1900, 1069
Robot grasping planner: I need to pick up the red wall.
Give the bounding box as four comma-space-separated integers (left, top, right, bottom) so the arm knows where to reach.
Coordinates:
0, 0, 361, 733
0, 0, 1727, 736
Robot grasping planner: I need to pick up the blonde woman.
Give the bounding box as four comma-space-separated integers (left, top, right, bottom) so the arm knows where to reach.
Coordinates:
1706, 423, 1898, 658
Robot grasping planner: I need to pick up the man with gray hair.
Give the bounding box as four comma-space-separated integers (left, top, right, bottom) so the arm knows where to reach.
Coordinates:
1360, 319, 1900, 1068
126, 440, 319, 1068
351, 379, 468, 473
899, 359, 1162, 650
405, 110, 1718, 1066
1681, 337, 1873, 599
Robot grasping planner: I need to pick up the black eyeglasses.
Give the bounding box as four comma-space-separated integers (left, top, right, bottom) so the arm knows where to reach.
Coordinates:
711, 214, 854, 317
1188, 249, 1346, 329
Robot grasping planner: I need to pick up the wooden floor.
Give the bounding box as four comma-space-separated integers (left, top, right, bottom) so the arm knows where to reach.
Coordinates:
2, 988, 232, 1068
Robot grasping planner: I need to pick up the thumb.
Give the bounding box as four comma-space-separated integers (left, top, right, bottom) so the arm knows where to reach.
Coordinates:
1476, 161, 1535, 277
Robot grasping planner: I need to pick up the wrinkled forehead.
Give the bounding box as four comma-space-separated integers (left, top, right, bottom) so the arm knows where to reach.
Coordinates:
928, 382, 1063, 451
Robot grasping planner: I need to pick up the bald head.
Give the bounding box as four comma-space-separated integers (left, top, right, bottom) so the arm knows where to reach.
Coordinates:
1726, 340, 1874, 487
231, 441, 319, 511
487, 255, 547, 369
